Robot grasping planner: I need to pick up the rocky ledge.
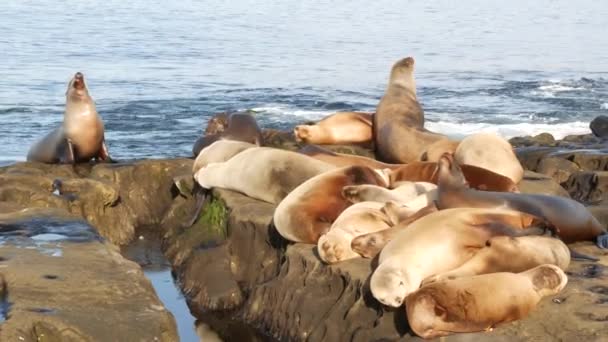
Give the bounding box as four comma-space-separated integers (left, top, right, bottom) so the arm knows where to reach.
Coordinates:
0, 131, 607, 341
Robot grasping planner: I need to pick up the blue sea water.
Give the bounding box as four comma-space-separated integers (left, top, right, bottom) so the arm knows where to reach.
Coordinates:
1, 1, 608, 163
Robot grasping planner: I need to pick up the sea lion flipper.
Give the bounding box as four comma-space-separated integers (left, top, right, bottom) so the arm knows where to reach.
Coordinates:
596, 233, 608, 249
63, 138, 75, 164
568, 248, 599, 261
185, 183, 210, 228
97, 140, 113, 162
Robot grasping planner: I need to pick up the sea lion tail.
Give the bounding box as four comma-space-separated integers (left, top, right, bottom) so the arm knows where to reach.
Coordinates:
185, 182, 210, 227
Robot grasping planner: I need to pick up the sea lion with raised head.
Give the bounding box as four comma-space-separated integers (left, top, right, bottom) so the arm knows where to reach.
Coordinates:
192, 112, 263, 157
436, 152, 608, 248
194, 147, 334, 204
422, 235, 570, 284
406, 264, 568, 339
298, 144, 400, 170
294, 111, 373, 146
369, 207, 544, 307
192, 140, 256, 174
454, 132, 524, 185
27, 72, 111, 164
317, 201, 393, 264
273, 165, 389, 244
373, 57, 449, 163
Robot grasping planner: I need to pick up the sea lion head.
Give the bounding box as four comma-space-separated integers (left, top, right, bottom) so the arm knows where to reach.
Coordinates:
389, 56, 416, 93
204, 112, 230, 135
66, 72, 89, 99
370, 261, 410, 307
437, 152, 467, 188
293, 125, 313, 143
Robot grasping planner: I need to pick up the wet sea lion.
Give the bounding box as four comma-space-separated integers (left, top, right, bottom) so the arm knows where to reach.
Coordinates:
27, 72, 111, 164
369, 207, 543, 307
406, 264, 568, 339
436, 153, 608, 247
342, 181, 436, 205
194, 147, 334, 204
298, 144, 400, 170
317, 201, 392, 264
373, 57, 448, 163
192, 140, 255, 174
423, 235, 570, 284
273, 165, 389, 244
192, 113, 263, 157
455, 132, 524, 185
294, 111, 374, 146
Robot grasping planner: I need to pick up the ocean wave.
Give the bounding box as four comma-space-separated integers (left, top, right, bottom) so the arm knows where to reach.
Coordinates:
601, 103, 608, 110
426, 121, 590, 140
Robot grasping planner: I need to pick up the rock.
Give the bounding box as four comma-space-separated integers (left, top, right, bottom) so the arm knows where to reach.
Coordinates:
550, 150, 608, 172
514, 147, 558, 171
509, 132, 556, 148
590, 115, 608, 138
537, 157, 581, 184
518, 171, 570, 197
563, 171, 608, 204
0, 210, 178, 341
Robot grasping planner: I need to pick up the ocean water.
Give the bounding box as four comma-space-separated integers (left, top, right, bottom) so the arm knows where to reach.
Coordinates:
1, 0, 607, 164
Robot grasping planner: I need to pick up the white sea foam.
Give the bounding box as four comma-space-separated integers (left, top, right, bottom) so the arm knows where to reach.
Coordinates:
426, 121, 590, 140
601, 103, 608, 110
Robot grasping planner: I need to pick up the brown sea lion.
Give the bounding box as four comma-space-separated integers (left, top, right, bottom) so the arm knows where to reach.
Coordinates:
422, 235, 570, 284
436, 153, 608, 248
298, 144, 400, 170
273, 165, 389, 244
294, 111, 373, 146
420, 138, 460, 162
342, 181, 436, 205
369, 207, 544, 307
406, 264, 568, 339
27, 72, 111, 164
317, 201, 393, 264
373, 57, 448, 163
194, 147, 334, 204
192, 113, 263, 156
454, 132, 524, 185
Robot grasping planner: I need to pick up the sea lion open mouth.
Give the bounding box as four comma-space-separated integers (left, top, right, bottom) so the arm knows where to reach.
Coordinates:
73, 72, 85, 90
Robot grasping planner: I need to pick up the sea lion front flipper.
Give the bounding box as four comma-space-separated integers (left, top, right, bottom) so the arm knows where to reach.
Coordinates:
62, 138, 75, 164
97, 140, 113, 163
185, 183, 210, 228
596, 233, 608, 249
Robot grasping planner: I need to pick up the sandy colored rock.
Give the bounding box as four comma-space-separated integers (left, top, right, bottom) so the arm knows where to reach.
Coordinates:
518, 170, 570, 197
537, 157, 581, 184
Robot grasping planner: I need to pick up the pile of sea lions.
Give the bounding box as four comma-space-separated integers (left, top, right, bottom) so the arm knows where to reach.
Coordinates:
28, 59, 608, 339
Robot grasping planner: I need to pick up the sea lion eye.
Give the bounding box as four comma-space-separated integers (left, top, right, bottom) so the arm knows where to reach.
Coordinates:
399, 281, 405, 286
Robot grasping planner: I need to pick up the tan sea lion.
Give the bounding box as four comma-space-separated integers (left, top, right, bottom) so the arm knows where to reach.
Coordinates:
192, 140, 255, 174
298, 144, 400, 170
294, 111, 373, 146
317, 201, 393, 264
273, 165, 389, 244
27, 72, 111, 164
406, 264, 568, 339
194, 147, 334, 204
369, 207, 543, 307
342, 181, 436, 205
436, 152, 608, 248
423, 235, 570, 284
192, 113, 263, 157
373, 57, 448, 163
454, 132, 524, 184
420, 138, 460, 162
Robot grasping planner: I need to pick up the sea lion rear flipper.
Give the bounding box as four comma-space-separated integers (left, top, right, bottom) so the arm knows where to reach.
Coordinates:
185, 183, 210, 227
596, 233, 608, 249
568, 248, 599, 262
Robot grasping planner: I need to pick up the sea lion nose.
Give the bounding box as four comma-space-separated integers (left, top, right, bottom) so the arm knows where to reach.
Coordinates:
75, 72, 83, 79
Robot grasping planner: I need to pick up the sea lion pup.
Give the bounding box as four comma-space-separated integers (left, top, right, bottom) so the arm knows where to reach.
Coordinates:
420, 138, 460, 162
454, 132, 524, 185
192, 140, 255, 174
27, 72, 111, 164
273, 165, 389, 244
423, 235, 570, 284
406, 264, 568, 339
294, 111, 374, 145
436, 152, 608, 248
373, 57, 448, 163
194, 147, 334, 204
192, 113, 263, 157
369, 207, 543, 307
298, 144, 400, 170
342, 181, 436, 205
317, 201, 393, 264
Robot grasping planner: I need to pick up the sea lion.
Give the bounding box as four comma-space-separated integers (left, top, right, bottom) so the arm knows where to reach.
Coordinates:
194, 147, 334, 204
273, 165, 389, 244
369, 207, 543, 307
298, 145, 400, 170
27, 72, 111, 164
373, 57, 448, 163
192, 140, 255, 174
388, 162, 517, 192
294, 111, 373, 146
192, 113, 263, 157
317, 201, 393, 264
420, 139, 460, 162
436, 152, 608, 248
406, 264, 568, 339
342, 181, 436, 205
423, 235, 570, 284
454, 132, 523, 185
